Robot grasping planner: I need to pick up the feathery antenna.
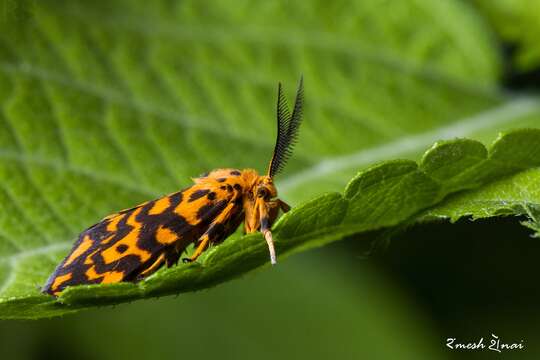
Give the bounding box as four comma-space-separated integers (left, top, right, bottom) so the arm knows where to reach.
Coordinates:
267, 77, 304, 177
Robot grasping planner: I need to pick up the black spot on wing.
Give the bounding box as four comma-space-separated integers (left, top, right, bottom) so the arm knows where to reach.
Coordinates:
100, 254, 142, 276
207, 192, 216, 200
165, 247, 182, 267
168, 191, 183, 208
196, 200, 229, 222
133, 210, 195, 255
82, 214, 121, 242
163, 214, 193, 237
196, 204, 216, 222
56, 270, 103, 293
189, 189, 210, 202
217, 178, 226, 182
230, 170, 241, 176
135, 200, 157, 222
233, 184, 242, 191
211, 208, 244, 245
116, 244, 128, 253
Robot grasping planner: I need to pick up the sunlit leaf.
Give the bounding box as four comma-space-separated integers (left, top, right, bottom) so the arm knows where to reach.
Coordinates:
0, 0, 539, 319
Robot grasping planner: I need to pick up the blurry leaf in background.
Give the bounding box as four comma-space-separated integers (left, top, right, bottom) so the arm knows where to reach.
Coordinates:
364, 216, 540, 359
473, 0, 540, 71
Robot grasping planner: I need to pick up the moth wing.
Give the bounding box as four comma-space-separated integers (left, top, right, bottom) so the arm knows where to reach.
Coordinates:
43, 179, 241, 295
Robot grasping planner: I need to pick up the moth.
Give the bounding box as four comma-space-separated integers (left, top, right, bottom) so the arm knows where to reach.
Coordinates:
43, 79, 304, 296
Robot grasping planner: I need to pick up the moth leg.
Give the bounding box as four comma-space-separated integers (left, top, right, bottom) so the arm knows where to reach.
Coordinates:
137, 253, 166, 279
183, 234, 211, 263
183, 201, 237, 263
278, 199, 291, 213
165, 246, 182, 267
265, 199, 289, 225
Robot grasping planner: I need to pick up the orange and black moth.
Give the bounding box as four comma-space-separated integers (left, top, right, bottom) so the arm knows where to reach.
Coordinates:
42, 79, 304, 296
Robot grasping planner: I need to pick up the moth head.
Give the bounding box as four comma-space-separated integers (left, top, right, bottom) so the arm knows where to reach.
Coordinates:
254, 175, 277, 200
267, 77, 304, 178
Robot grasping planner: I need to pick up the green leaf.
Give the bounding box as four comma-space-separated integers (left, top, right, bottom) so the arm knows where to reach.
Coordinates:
0, 0, 540, 319
420, 129, 540, 229
2, 129, 540, 319
473, 0, 540, 71
422, 167, 540, 234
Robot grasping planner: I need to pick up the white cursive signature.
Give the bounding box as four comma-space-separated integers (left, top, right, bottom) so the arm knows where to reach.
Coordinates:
446, 334, 524, 352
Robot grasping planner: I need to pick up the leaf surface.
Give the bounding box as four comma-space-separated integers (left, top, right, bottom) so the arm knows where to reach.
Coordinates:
0, 0, 539, 318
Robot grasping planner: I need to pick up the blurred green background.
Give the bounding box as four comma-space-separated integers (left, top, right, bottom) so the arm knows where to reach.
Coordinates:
1, 0, 540, 359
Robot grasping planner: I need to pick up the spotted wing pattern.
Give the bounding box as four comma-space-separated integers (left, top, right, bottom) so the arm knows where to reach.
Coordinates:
43, 172, 246, 296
